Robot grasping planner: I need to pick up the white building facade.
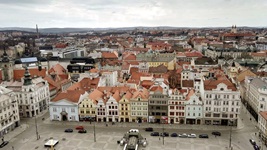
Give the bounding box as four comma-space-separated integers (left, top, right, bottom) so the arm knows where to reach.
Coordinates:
0, 86, 20, 138
201, 79, 241, 126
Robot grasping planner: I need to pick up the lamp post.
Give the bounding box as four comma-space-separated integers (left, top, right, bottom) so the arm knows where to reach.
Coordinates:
94, 120, 96, 142
35, 115, 39, 140
162, 123, 165, 145
229, 120, 233, 150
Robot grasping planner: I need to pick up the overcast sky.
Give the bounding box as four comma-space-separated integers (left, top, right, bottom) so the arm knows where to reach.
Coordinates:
0, 0, 266, 28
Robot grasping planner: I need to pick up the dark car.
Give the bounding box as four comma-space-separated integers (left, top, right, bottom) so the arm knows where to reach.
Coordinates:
160, 132, 169, 137
64, 129, 73, 133
253, 145, 260, 150
171, 133, 178, 137
150, 132, 159, 136
0, 141, 9, 148
249, 139, 256, 145
199, 134, 209, 138
76, 126, 84, 130
78, 129, 87, 133
145, 127, 154, 132
212, 131, 221, 136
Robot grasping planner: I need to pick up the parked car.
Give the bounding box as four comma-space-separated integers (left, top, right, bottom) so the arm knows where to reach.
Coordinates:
160, 132, 169, 137
150, 132, 159, 136
64, 129, 73, 133
188, 133, 197, 138
78, 129, 87, 133
76, 126, 84, 130
212, 131, 221, 136
249, 139, 256, 145
253, 145, 260, 150
178, 133, 188, 138
199, 134, 209, 138
145, 127, 153, 132
0, 141, 9, 148
170, 133, 178, 137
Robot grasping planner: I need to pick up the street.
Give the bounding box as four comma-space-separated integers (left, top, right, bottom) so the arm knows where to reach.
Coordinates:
1, 103, 263, 150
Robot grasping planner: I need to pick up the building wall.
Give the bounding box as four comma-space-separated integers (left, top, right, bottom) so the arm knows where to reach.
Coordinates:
130, 99, 148, 123
0, 87, 20, 138
202, 83, 240, 125
49, 102, 79, 121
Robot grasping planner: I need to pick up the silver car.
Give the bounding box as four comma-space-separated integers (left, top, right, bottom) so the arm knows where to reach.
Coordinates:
188, 134, 197, 138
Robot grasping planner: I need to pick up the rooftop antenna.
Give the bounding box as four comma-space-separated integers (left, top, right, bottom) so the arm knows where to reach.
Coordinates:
36, 24, 39, 39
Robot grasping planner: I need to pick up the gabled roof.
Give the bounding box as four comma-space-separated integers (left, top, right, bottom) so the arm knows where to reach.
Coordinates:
182, 80, 194, 88
48, 64, 67, 75
52, 89, 86, 103
132, 89, 149, 99
149, 85, 163, 93
236, 69, 256, 83
204, 77, 237, 91
14, 68, 46, 80
102, 52, 118, 59
186, 89, 195, 100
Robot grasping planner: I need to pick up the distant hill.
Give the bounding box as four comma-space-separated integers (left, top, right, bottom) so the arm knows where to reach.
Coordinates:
0, 26, 265, 34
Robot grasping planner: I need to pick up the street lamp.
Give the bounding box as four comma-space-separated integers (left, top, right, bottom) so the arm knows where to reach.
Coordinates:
35, 115, 40, 140
94, 121, 96, 142
162, 123, 165, 145
229, 120, 233, 150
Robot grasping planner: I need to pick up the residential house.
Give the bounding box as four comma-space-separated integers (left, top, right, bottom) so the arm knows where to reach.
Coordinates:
118, 91, 132, 122
130, 88, 149, 123
245, 77, 267, 120
49, 90, 87, 121
106, 90, 120, 122
4, 67, 50, 118
185, 90, 203, 124
0, 86, 20, 138
148, 85, 169, 123
200, 76, 241, 126
258, 111, 267, 145
168, 89, 186, 124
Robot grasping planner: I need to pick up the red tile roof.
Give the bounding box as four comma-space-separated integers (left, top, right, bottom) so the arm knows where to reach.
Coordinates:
14, 68, 46, 81
204, 78, 237, 91
52, 89, 86, 103
102, 52, 118, 59
49, 64, 67, 75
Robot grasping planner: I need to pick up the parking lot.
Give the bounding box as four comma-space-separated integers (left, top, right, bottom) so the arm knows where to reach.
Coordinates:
5, 122, 245, 150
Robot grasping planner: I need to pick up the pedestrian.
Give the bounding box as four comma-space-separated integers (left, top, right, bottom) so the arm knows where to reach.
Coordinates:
159, 137, 160, 140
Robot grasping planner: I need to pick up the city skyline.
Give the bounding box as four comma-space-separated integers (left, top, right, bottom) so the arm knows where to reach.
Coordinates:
0, 0, 267, 28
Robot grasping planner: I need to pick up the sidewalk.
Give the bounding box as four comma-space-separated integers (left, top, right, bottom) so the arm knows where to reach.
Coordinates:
4, 124, 29, 142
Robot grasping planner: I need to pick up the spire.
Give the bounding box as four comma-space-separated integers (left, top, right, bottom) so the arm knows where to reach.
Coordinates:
231, 61, 236, 67
2, 43, 9, 62
23, 66, 32, 86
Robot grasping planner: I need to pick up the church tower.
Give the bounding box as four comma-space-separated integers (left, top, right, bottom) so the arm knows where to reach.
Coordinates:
231, 25, 237, 33
1, 46, 14, 81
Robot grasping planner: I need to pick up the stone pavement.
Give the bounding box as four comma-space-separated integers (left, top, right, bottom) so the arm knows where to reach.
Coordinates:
43, 118, 244, 131
4, 124, 28, 142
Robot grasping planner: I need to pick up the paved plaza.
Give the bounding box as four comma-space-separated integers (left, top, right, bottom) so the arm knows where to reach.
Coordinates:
2, 103, 263, 150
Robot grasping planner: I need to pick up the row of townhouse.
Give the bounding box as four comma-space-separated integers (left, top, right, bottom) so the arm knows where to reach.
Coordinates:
49, 73, 241, 126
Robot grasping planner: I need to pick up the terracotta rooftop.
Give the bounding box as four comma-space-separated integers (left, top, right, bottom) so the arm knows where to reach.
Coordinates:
259, 111, 267, 121
132, 89, 149, 99
48, 64, 67, 75
14, 68, 46, 81
102, 52, 118, 59
182, 80, 194, 88
52, 89, 86, 103
204, 78, 237, 91
186, 89, 195, 100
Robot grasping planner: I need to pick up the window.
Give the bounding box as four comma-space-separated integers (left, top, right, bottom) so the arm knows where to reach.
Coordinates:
71, 108, 75, 112
53, 108, 57, 112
